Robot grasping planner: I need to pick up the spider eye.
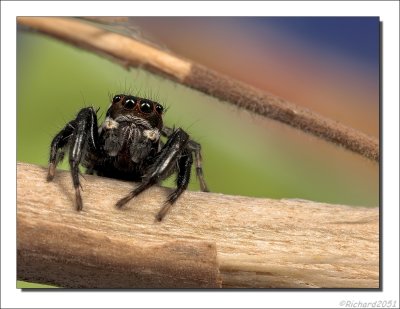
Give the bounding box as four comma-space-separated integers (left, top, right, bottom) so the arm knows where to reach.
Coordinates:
140, 101, 153, 114
155, 104, 164, 114
112, 95, 122, 104
124, 98, 136, 109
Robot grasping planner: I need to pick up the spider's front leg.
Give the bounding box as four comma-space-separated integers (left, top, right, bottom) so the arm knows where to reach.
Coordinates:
47, 107, 99, 211
116, 128, 192, 220
156, 147, 193, 221
162, 126, 209, 192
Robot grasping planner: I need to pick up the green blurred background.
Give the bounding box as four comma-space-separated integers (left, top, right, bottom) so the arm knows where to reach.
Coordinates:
17, 17, 379, 288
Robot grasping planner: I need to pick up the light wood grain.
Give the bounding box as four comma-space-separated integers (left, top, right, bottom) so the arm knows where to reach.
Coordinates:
17, 163, 379, 288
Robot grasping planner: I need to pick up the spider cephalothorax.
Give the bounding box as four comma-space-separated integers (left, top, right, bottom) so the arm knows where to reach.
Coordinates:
47, 94, 208, 221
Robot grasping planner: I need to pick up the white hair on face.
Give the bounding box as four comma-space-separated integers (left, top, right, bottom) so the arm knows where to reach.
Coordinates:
102, 117, 119, 130
143, 129, 160, 141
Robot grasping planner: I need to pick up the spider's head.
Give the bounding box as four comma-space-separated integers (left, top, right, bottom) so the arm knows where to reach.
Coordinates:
106, 94, 164, 129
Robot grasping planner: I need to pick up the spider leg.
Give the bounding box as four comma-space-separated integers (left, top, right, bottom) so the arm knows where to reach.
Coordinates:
156, 149, 193, 221
115, 180, 155, 209
116, 128, 190, 211
47, 121, 75, 181
162, 126, 209, 192
69, 107, 99, 211
48, 107, 99, 211
187, 140, 209, 192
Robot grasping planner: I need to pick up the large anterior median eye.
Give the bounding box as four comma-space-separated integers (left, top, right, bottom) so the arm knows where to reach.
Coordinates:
124, 98, 136, 109
140, 101, 153, 113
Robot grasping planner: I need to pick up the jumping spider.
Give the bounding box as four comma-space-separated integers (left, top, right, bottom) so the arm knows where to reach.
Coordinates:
47, 94, 209, 221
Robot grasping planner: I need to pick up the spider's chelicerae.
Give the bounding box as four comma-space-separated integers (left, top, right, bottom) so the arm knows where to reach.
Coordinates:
47, 94, 209, 221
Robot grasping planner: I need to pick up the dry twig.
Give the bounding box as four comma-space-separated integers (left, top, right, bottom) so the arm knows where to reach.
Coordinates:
17, 163, 379, 288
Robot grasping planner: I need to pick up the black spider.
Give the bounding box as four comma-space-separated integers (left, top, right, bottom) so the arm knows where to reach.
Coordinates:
47, 94, 209, 221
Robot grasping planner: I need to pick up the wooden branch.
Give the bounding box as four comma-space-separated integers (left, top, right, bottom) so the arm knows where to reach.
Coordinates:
17, 163, 379, 288
17, 17, 379, 162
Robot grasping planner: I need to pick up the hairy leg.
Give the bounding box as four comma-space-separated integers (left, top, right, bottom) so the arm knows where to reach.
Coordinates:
162, 126, 209, 192
116, 128, 190, 211
156, 149, 193, 221
187, 140, 209, 192
68, 107, 99, 210
48, 107, 99, 210
47, 121, 75, 181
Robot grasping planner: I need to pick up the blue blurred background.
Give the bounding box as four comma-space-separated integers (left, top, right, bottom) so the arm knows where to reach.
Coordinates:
17, 17, 379, 287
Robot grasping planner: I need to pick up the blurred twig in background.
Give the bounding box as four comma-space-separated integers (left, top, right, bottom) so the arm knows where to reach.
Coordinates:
17, 17, 379, 162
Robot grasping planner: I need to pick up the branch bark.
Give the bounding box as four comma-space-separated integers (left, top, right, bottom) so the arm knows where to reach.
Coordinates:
17, 163, 379, 288
17, 17, 379, 162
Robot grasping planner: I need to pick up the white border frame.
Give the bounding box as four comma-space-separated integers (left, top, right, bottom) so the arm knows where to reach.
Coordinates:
2, 1, 399, 308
